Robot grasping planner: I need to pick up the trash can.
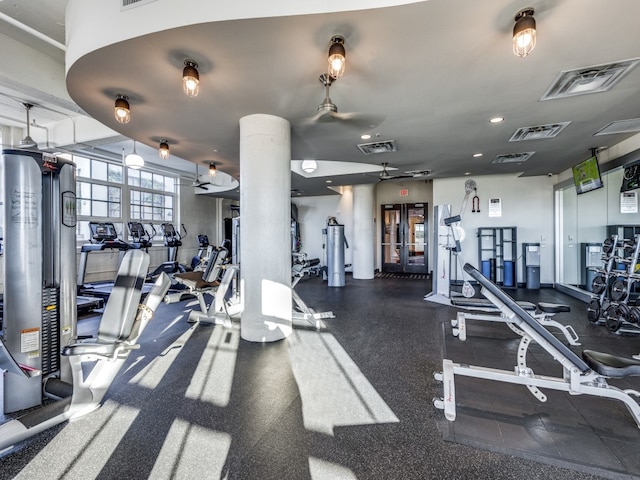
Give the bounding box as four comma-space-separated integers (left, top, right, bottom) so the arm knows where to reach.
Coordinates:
523, 243, 540, 289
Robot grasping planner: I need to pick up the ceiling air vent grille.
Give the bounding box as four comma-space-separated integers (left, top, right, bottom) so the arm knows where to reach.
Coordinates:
509, 122, 570, 142
492, 152, 535, 164
541, 58, 640, 101
594, 118, 640, 136
357, 140, 397, 155
121, 0, 157, 11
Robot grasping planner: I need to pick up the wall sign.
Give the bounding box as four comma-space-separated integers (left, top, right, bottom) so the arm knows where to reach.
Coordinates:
488, 198, 502, 217
399, 188, 409, 197
621, 191, 638, 213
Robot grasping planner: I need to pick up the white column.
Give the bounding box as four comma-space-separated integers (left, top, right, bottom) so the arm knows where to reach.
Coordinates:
352, 184, 375, 279
239, 114, 292, 342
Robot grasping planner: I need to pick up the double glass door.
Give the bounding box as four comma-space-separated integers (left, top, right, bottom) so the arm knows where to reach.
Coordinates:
381, 203, 427, 274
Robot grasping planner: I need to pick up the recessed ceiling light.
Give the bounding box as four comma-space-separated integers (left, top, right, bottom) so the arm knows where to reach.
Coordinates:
490, 117, 504, 124
473, 153, 483, 158
361, 134, 372, 140
326, 180, 332, 183
464, 172, 471, 176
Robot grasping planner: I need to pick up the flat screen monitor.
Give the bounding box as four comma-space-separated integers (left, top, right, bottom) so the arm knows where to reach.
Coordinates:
572, 155, 603, 194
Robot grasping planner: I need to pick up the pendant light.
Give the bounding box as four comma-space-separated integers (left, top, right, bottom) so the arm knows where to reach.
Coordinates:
513, 8, 536, 57
114, 94, 131, 124
208, 162, 217, 176
18, 103, 37, 148
327, 35, 346, 79
125, 141, 144, 169
183, 60, 200, 97
301, 160, 317, 173
158, 140, 170, 159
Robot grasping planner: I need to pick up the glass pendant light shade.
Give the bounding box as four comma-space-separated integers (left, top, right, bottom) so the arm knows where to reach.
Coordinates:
209, 163, 217, 176
125, 141, 144, 169
328, 36, 346, 79
158, 140, 170, 159
301, 160, 317, 173
114, 95, 131, 124
183, 60, 200, 97
513, 9, 536, 57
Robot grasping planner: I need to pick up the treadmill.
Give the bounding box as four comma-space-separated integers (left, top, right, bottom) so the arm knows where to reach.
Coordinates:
77, 222, 133, 301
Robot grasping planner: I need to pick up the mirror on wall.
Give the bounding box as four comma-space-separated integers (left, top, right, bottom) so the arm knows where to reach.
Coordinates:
557, 166, 639, 291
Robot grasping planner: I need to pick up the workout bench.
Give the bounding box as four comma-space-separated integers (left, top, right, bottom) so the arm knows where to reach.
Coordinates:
450, 296, 579, 345
434, 262, 640, 428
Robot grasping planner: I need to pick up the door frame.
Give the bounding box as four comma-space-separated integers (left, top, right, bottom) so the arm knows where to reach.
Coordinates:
381, 202, 428, 274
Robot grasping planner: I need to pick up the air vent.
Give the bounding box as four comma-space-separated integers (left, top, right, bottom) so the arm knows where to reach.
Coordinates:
357, 140, 397, 155
594, 118, 640, 136
541, 58, 640, 101
509, 122, 570, 142
492, 152, 535, 164
121, 0, 157, 11
405, 170, 431, 177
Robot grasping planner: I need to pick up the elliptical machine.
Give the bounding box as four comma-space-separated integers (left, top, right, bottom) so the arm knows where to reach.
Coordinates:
148, 223, 192, 275
127, 221, 153, 252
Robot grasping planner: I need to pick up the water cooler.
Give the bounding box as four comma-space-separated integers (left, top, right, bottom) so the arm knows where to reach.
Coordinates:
581, 243, 602, 291
327, 223, 346, 287
523, 243, 540, 289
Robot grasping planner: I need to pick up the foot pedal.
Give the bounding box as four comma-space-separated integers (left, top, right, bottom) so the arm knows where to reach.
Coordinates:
452, 328, 459, 337
434, 371, 443, 382
433, 397, 444, 410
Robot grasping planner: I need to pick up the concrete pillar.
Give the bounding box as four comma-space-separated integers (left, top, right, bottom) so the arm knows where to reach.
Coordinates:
239, 114, 292, 342
352, 184, 375, 279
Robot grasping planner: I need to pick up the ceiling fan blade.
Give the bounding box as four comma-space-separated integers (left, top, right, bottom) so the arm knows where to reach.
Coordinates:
333, 112, 386, 129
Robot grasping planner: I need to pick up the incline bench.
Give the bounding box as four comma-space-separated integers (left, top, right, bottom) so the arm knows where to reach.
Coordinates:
434, 262, 640, 428
450, 295, 579, 345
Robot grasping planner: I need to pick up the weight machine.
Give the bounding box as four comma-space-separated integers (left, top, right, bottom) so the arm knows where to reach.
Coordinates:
427, 180, 478, 303
0, 149, 77, 414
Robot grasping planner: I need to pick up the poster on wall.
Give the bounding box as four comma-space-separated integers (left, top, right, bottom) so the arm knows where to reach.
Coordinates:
620, 191, 638, 213
488, 198, 502, 217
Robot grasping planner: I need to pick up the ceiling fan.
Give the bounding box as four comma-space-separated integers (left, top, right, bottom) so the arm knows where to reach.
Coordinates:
301, 74, 385, 129
180, 163, 212, 189
377, 162, 431, 181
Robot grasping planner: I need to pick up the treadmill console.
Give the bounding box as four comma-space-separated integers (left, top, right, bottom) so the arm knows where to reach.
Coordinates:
88, 222, 129, 249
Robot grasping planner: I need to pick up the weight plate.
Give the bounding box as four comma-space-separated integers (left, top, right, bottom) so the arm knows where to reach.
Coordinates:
587, 299, 601, 323
610, 279, 628, 302
591, 275, 606, 294
616, 302, 631, 323
605, 304, 623, 333
631, 307, 640, 324
603, 238, 614, 255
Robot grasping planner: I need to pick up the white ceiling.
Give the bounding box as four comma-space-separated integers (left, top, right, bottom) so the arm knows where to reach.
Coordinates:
2, 0, 640, 197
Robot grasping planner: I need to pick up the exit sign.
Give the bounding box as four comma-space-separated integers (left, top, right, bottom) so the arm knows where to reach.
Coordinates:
399, 188, 409, 197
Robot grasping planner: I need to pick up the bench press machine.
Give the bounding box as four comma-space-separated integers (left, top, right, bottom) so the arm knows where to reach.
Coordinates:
450, 296, 579, 345
0, 250, 171, 453
434, 262, 640, 428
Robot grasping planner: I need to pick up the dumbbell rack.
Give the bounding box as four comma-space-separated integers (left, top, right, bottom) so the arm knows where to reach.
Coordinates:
587, 234, 640, 334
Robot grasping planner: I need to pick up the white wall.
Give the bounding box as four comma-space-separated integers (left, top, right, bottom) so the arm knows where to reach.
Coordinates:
433, 174, 555, 285
292, 194, 343, 267
178, 186, 221, 266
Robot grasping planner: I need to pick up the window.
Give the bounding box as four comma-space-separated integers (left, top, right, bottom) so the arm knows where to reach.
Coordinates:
128, 168, 175, 223
73, 155, 177, 243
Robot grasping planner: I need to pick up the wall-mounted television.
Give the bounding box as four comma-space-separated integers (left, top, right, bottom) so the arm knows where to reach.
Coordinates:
572, 155, 604, 194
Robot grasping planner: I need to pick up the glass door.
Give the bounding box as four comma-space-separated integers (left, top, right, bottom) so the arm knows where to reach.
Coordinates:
381, 203, 427, 274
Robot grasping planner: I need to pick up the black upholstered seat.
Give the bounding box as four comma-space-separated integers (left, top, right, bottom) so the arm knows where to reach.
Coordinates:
582, 350, 640, 378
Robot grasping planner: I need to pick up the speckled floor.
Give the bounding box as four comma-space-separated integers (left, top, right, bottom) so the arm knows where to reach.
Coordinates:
0, 275, 635, 480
